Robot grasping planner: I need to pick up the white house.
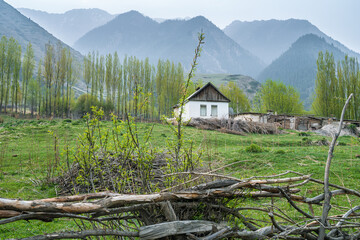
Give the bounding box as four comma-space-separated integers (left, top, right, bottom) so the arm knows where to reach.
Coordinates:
173, 82, 230, 121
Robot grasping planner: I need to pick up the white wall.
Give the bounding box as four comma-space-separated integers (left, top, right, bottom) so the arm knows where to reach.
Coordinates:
182, 101, 229, 121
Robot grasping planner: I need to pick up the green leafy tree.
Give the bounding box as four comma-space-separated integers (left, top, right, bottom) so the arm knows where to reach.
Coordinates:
74, 94, 101, 116
220, 81, 250, 113
256, 79, 303, 114
312, 52, 360, 120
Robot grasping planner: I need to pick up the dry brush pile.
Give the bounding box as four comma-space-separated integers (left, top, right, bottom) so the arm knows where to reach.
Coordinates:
2, 170, 360, 239
188, 118, 279, 135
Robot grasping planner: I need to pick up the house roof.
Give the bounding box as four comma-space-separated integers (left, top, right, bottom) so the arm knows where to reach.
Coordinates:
173, 82, 231, 108
186, 82, 231, 103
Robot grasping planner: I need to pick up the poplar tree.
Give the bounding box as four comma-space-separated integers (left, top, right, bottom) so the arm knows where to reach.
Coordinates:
0, 36, 7, 113
12, 44, 21, 113
4, 37, 17, 113
22, 42, 35, 115
105, 53, 113, 104
312, 52, 360, 120
84, 53, 92, 96
98, 55, 105, 105
155, 60, 164, 118
36, 60, 43, 115
44, 43, 55, 116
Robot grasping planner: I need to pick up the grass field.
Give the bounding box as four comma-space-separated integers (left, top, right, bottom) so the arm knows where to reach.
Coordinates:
0, 115, 360, 238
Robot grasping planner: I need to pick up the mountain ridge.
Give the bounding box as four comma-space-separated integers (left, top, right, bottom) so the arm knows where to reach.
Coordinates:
224, 19, 360, 65
18, 7, 115, 46
257, 33, 346, 107
74, 11, 265, 77
0, 0, 82, 64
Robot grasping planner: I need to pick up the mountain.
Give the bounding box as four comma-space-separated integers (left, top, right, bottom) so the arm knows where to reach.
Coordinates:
192, 74, 260, 100
257, 34, 345, 107
0, 0, 82, 64
74, 11, 265, 77
224, 19, 360, 65
18, 8, 115, 46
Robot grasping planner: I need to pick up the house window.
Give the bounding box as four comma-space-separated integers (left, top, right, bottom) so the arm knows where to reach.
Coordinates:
200, 105, 207, 116
211, 105, 218, 117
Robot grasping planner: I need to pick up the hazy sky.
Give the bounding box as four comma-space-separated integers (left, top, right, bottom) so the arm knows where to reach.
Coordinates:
5, 0, 360, 53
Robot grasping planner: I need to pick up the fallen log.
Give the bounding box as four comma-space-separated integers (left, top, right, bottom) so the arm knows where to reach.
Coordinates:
1, 172, 360, 239
139, 220, 223, 239
0, 190, 307, 215
16, 229, 139, 240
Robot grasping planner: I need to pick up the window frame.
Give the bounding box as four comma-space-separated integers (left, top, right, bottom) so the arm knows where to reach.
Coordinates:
211, 105, 218, 117
200, 104, 207, 116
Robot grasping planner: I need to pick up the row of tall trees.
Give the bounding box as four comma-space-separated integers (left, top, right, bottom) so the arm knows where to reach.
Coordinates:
0, 37, 186, 119
82, 52, 184, 119
312, 51, 360, 120
42, 43, 77, 117
0, 36, 77, 117
11, 37, 358, 120
0, 36, 22, 114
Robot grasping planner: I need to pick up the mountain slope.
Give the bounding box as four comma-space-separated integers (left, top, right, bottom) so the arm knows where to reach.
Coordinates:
74, 11, 265, 77
257, 34, 345, 107
192, 74, 261, 100
18, 8, 115, 46
0, 0, 82, 63
224, 19, 359, 65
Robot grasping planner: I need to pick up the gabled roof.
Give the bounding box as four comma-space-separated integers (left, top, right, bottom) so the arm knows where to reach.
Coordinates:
186, 82, 231, 103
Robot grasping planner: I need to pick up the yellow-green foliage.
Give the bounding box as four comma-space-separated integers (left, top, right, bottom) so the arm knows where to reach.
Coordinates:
220, 81, 250, 113
245, 143, 263, 153
312, 52, 360, 120
254, 79, 303, 114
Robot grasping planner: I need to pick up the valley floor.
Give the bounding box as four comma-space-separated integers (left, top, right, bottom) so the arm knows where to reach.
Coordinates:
0, 115, 360, 238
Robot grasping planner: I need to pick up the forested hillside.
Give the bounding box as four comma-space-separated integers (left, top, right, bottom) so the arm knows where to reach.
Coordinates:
257, 34, 345, 107
74, 11, 265, 77
191, 74, 260, 100
18, 8, 115, 46
224, 19, 360, 65
0, 0, 82, 64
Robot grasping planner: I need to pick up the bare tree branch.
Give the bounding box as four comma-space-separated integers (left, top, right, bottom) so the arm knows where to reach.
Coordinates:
319, 93, 353, 240
18, 229, 139, 240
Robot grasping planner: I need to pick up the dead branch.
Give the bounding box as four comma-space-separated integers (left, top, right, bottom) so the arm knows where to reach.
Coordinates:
0, 190, 304, 214
227, 175, 311, 191
0, 210, 20, 218
40, 191, 118, 202
278, 187, 313, 218
328, 205, 360, 237
18, 229, 139, 240
1, 169, 360, 239
319, 93, 353, 240
0, 212, 103, 225
139, 220, 223, 239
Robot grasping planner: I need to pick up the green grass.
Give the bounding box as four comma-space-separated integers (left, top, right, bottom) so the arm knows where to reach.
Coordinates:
0, 115, 360, 238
